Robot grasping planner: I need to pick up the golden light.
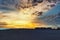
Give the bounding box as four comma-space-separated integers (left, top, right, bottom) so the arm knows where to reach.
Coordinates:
0, 0, 52, 29
0, 5, 47, 29
1, 7, 38, 29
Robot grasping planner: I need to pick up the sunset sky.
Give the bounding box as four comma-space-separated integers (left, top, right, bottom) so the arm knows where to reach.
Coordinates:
0, 0, 60, 29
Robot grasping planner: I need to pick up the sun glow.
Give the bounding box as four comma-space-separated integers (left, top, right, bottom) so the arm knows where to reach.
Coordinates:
0, 0, 54, 29
2, 8, 37, 29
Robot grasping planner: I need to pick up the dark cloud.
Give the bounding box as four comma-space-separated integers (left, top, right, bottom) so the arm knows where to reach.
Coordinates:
0, 22, 7, 28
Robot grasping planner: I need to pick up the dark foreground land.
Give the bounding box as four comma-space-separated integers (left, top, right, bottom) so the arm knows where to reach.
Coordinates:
0, 28, 60, 40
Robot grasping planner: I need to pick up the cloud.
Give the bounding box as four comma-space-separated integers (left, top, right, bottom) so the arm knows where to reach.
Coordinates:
0, 22, 7, 28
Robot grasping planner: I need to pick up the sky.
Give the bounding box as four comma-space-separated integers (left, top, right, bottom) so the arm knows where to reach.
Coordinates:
0, 0, 60, 29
